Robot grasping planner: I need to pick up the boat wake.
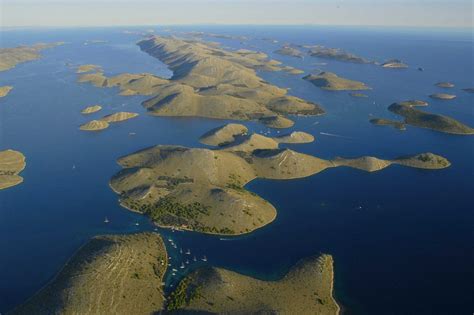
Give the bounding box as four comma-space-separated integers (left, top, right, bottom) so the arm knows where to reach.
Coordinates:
319, 132, 352, 139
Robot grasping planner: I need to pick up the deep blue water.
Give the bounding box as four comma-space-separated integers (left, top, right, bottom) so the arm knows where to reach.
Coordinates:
0, 26, 473, 314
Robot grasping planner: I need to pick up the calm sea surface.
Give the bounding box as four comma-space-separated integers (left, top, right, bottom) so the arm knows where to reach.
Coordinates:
0, 26, 473, 314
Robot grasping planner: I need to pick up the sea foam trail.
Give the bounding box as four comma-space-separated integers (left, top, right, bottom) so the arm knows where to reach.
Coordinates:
319, 132, 352, 139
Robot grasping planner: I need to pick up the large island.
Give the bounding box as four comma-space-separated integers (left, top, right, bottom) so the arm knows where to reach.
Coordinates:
109, 124, 450, 236
12, 232, 340, 315
78, 36, 324, 128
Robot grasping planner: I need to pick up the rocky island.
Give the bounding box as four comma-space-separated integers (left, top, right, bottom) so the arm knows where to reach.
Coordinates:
435, 82, 455, 88
307, 45, 371, 64
0, 86, 13, 98
304, 72, 370, 91
80, 112, 138, 131
79, 36, 325, 128
381, 59, 408, 68
388, 101, 474, 135
79, 120, 109, 131
12, 233, 168, 315
0, 149, 26, 190
430, 93, 456, 100
81, 105, 102, 114
275, 45, 304, 58
0, 42, 64, 72
167, 254, 340, 314
109, 125, 450, 235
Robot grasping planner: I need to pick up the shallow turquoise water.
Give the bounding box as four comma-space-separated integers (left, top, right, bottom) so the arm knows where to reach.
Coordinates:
0, 26, 473, 314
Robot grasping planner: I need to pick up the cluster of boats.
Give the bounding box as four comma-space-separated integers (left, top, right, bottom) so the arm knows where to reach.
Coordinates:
167, 238, 207, 276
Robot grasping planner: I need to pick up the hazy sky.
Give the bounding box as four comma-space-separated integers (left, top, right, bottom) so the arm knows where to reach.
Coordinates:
1, 0, 472, 28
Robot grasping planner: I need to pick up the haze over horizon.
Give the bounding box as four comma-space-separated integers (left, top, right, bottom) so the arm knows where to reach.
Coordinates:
1, 0, 472, 28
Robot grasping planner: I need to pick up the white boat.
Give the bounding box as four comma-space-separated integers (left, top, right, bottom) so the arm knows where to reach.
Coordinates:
202, 256, 207, 262
185, 260, 190, 264
185, 249, 191, 255
180, 263, 185, 269
172, 268, 178, 272
193, 256, 197, 262
135, 222, 139, 226
104, 217, 109, 223
179, 248, 183, 254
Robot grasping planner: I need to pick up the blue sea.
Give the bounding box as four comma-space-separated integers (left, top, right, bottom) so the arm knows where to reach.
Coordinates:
0, 26, 473, 314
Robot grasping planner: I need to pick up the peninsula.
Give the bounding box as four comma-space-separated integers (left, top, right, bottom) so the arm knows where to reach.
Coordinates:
370, 118, 406, 131
0, 149, 26, 190
0, 42, 64, 72
76, 64, 101, 74
0, 86, 13, 98
167, 254, 340, 314
12, 233, 168, 315
304, 72, 370, 91
110, 126, 450, 235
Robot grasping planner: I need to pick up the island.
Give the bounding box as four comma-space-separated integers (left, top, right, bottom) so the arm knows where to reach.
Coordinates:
78, 36, 325, 128
81, 105, 102, 114
76, 64, 101, 74
381, 59, 408, 69
430, 93, 456, 100
80, 112, 138, 131
0, 86, 13, 98
370, 118, 406, 131
11, 232, 168, 315
167, 254, 340, 314
101, 112, 138, 123
79, 120, 109, 131
275, 46, 304, 58
388, 102, 474, 135
303, 72, 370, 91
0, 42, 64, 72
0, 149, 26, 190
307, 45, 371, 64
109, 126, 450, 235
12, 231, 339, 315
435, 82, 455, 88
